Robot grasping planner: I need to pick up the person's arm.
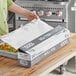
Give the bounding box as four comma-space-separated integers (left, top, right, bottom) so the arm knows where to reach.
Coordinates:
8, 2, 38, 21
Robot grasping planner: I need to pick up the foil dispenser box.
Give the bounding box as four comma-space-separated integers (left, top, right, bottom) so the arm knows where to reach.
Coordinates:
0, 19, 70, 67
18, 26, 70, 67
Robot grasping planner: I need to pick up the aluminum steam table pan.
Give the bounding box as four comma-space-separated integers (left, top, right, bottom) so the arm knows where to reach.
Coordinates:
0, 40, 18, 59
0, 50, 18, 59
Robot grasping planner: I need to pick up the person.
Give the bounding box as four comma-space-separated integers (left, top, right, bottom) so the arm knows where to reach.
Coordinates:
0, 0, 38, 36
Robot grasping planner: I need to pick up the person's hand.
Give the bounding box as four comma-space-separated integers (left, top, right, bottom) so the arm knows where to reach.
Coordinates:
8, 3, 39, 22
26, 10, 39, 22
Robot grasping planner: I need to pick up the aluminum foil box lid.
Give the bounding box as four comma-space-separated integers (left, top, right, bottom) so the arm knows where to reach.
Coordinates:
0, 19, 53, 49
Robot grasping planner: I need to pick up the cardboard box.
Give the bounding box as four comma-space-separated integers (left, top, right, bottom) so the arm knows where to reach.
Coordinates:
18, 26, 70, 67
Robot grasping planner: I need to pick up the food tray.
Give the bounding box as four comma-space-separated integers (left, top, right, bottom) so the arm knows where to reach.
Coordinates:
0, 50, 18, 59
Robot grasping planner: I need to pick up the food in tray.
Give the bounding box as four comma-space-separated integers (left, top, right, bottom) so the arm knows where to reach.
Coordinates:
0, 43, 18, 53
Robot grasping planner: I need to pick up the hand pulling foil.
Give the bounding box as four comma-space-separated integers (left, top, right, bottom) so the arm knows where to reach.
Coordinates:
0, 19, 70, 67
